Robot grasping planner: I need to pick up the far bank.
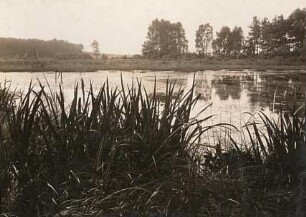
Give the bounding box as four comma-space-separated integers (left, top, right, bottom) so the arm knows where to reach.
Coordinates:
0, 57, 305, 72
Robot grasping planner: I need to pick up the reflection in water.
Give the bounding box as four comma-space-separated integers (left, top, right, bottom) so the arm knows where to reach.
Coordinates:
191, 71, 305, 117
0, 70, 305, 129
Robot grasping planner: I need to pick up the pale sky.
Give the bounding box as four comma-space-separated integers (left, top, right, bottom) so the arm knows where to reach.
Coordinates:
0, 0, 305, 54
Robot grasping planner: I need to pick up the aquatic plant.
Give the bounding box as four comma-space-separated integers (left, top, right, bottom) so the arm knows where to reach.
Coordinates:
0, 79, 215, 216
0, 79, 305, 216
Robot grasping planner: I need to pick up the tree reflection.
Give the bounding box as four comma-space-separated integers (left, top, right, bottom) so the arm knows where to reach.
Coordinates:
211, 75, 247, 100
196, 71, 305, 115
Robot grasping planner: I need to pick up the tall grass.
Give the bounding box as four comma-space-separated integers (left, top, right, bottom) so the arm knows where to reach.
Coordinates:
0, 79, 305, 216
227, 104, 306, 216
0, 79, 215, 216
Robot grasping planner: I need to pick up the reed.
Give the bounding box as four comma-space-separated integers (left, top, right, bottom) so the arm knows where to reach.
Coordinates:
0, 79, 215, 216
0, 79, 305, 216
227, 103, 306, 216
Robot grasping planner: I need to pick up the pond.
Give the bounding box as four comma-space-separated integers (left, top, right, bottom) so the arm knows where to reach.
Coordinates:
1, 69, 305, 132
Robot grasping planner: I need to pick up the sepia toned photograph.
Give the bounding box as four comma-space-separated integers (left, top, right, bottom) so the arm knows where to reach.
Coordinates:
0, 0, 305, 216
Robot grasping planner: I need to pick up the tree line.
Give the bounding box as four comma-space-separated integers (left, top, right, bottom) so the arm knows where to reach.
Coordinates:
142, 8, 306, 58
0, 8, 304, 60
0, 38, 91, 59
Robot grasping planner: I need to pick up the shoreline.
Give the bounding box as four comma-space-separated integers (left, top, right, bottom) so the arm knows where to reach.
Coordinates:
0, 57, 305, 72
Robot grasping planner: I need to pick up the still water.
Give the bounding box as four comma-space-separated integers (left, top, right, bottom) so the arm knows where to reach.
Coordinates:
1, 70, 305, 130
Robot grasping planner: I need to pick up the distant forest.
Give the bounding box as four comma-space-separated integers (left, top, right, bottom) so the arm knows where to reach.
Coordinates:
0, 38, 91, 59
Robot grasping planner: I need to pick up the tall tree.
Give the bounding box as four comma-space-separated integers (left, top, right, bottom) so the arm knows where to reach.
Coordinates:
195, 23, 213, 56
287, 8, 306, 51
270, 15, 290, 56
91, 40, 100, 59
230, 26, 244, 55
212, 26, 244, 57
248, 16, 261, 56
212, 26, 231, 55
142, 19, 188, 58
260, 17, 274, 55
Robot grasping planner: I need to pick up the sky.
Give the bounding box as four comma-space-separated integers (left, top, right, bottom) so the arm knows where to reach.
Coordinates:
0, 0, 305, 54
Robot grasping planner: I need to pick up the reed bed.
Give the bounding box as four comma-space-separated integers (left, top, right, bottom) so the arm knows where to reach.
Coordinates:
0, 79, 305, 216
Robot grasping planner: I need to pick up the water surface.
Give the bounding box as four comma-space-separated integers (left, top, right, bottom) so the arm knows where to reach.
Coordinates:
1, 70, 305, 130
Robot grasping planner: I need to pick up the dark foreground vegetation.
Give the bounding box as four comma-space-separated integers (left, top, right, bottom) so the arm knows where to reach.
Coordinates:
0, 79, 305, 216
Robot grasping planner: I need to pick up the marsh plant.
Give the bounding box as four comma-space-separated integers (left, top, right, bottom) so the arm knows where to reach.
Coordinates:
0, 79, 305, 217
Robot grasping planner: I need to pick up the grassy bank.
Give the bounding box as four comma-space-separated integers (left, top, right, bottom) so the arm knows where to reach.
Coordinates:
0, 79, 305, 216
0, 56, 305, 72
